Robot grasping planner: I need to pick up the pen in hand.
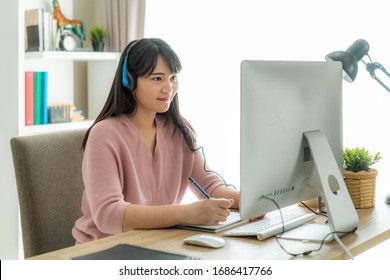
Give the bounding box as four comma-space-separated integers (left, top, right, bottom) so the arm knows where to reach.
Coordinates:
188, 177, 210, 199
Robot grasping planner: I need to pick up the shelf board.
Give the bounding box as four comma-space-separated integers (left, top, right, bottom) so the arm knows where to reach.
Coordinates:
20, 120, 94, 136
25, 51, 121, 61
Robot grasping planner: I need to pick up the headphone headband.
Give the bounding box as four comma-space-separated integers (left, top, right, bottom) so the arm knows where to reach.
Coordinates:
121, 40, 140, 87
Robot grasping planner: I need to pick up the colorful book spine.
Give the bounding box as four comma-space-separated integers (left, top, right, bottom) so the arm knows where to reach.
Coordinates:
25, 71, 78, 126
24, 71, 34, 126
41, 71, 48, 124
34, 71, 42, 125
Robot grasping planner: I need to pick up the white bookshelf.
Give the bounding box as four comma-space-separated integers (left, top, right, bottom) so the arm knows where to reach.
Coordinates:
21, 49, 121, 135
0, 0, 121, 259
20, 119, 95, 136
25, 50, 121, 61
20, 1, 121, 136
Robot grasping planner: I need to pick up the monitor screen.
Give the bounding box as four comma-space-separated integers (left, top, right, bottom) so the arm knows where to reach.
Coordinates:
239, 60, 358, 233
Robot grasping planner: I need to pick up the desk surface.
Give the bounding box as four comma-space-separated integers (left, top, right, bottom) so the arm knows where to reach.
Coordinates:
30, 200, 390, 260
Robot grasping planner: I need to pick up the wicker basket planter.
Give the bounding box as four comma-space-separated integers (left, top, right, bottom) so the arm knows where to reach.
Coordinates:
343, 168, 377, 209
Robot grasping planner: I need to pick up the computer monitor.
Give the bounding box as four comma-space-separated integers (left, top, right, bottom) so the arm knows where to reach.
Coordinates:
239, 60, 359, 235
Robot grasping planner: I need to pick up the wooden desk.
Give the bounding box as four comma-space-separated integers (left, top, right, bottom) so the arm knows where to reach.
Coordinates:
29, 200, 390, 260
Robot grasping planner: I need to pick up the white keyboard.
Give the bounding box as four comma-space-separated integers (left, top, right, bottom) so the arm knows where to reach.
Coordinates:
223, 209, 316, 241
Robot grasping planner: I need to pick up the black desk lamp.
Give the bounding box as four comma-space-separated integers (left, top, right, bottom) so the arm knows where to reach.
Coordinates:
327, 39, 390, 205
325, 39, 390, 93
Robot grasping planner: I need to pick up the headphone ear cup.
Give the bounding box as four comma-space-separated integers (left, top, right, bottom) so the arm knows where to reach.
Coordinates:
126, 69, 136, 92
121, 40, 140, 91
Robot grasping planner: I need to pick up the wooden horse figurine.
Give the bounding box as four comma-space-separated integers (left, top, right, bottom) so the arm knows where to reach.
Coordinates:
52, 0, 85, 48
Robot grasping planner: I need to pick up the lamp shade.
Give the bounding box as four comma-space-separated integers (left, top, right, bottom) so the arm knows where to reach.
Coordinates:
325, 39, 370, 83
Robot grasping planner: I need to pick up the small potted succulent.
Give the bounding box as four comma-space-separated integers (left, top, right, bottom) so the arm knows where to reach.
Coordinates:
89, 26, 108, 52
343, 147, 381, 208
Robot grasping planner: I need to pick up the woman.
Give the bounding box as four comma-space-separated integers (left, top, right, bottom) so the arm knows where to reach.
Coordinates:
72, 38, 239, 243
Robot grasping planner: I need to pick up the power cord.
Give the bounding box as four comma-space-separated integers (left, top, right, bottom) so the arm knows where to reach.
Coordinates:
300, 201, 328, 218
262, 195, 357, 258
194, 146, 236, 189
333, 232, 355, 260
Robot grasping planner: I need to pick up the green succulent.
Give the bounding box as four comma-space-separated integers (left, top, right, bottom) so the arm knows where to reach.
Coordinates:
343, 147, 381, 172
89, 26, 108, 43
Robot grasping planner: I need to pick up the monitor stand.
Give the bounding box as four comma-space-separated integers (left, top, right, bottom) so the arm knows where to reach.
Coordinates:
280, 130, 359, 242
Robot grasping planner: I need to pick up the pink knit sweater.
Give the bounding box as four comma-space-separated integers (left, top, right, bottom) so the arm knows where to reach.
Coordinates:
72, 114, 223, 243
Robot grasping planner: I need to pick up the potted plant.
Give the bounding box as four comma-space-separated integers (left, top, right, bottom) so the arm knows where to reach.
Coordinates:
343, 147, 381, 209
89, 26, 108, 52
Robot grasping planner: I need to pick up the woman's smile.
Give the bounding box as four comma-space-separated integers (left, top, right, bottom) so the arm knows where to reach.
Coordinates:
157, 96, 172, 103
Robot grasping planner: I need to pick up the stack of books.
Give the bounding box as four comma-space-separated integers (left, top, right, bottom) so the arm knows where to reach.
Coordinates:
25, 8, 58, 52
25, 71, 85, 126
24, 71, 48, 126
48, 104, 72, 123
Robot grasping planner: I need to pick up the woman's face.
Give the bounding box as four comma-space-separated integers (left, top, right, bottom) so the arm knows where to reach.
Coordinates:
133, 55, 178, 115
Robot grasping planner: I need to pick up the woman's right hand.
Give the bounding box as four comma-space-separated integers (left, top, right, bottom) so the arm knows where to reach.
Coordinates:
184, 198, 234, 226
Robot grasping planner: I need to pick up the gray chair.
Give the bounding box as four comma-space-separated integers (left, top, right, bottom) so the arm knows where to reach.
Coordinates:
10, 129, 86, 258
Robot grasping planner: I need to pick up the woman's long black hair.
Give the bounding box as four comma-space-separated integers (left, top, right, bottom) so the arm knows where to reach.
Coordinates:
81, 38, 197, 151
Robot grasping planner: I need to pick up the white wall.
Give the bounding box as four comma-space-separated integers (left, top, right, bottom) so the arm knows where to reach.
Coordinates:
0, 0, 20, 260
145, 0, 390, 200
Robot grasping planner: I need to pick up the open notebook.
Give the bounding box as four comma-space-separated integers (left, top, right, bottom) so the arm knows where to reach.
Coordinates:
176, 210, 248, 233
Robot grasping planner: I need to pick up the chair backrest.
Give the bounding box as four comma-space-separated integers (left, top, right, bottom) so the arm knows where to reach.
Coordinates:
10, 129, 86, 258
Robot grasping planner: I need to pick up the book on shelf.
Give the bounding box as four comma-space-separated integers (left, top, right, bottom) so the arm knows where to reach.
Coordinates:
25, 8, 44, 52
25, 8, 58, 52
24, 71, 34, 126
48, 104, 72, 123
34, 71, 42, 125
43, 11, 58, 51
52, 18, 58, 51
43, 11, 50, 51
41, 72, 48, 124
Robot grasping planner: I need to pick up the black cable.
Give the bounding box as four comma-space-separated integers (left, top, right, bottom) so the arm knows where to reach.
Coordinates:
299, 201, 328, 218
194, 146, 236, 189
262, 195, 357, 257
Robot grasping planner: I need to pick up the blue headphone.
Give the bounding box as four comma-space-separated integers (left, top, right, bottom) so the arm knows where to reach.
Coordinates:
121, 40, 140, 90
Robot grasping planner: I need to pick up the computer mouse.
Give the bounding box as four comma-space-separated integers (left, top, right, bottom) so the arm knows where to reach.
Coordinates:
385, 193, 390, 205
183, 234, 226, 249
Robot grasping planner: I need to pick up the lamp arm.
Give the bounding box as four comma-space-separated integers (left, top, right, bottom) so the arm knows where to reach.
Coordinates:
364, 61, 390, 93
